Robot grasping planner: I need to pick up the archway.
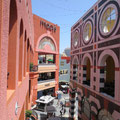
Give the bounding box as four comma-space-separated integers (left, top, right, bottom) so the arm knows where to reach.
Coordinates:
83, 57, 91, 86
7, 0, 17, 89
99, 55, 115, 97
27, 39, 30, 72
18, 19, 24, 83
36, 33, 58, 54
24, 30, 27, 76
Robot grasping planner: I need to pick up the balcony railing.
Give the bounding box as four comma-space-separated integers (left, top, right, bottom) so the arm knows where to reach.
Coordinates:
30, 64, 56, 72
38, 63, 56, 67
38, 79, 55, 84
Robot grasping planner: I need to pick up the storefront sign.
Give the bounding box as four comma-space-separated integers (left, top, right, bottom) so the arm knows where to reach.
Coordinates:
40, 20, 56, 32
45, 83, 50, 87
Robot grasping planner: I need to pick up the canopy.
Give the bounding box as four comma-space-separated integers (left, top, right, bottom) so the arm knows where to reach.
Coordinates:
36, 95, 55, 104
61, 85, 69, 88
48, 59, 53, 62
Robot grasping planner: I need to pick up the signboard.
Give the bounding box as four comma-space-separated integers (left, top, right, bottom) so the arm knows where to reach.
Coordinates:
40, 20, 56, 32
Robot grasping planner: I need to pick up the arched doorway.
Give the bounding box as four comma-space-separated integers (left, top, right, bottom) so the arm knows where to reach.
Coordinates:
83, 57, 91, 86
99, 55, 115, 97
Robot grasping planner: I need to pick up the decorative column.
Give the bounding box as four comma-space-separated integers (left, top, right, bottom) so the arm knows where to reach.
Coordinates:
99, 66, 105, 92
77, 89, 82, 120
73, 64, 78, 80
83, 65, 87, 84
69, 88, 76, 120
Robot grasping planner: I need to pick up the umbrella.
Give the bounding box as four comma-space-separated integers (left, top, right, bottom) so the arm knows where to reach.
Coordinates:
48, 59, 53, 62
46, 106, 56, 113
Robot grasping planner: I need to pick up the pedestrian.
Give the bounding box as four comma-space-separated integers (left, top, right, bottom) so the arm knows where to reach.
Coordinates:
64, 108, 66, 114
60, 110, 62, 117
53, 113, 55, 117
62, 104, 64, 110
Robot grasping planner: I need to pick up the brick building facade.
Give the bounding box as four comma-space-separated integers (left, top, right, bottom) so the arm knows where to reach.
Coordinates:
30, 15, 59, 102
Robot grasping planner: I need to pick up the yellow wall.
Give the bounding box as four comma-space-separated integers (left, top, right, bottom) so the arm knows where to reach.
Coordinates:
106, 56, 115, 83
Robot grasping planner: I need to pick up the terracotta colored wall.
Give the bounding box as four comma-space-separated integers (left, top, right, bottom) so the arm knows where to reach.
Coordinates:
0, 0, 34, 119
33, 14, 60, 96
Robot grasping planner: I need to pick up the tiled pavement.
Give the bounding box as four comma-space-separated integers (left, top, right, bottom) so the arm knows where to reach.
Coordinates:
33, 93, 78, 120
34, 94, 70, 120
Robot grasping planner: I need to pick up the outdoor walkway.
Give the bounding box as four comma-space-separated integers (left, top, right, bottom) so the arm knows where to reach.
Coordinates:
34, 93, 70, 120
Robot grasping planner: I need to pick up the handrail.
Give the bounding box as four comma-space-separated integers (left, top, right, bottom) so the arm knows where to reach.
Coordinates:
38, 79, 55, 84
38, 63, 55, 66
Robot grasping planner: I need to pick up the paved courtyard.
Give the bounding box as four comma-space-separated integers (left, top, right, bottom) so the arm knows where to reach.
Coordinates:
33, 93, 78, 120
33, 93, 69, 120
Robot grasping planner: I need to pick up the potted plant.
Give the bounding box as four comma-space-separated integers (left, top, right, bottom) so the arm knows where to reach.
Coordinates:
25, 110, 32, 120
30, 62, 33, 71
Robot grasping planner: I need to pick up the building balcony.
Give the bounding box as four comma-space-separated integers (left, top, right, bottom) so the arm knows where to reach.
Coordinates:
38, 79, 55, 84
30, 64, 57, 73
38, 64, 57, 73
37, 79, 56, 91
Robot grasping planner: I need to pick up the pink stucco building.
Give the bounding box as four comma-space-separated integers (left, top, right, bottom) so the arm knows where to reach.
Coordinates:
0, 0, 60, 120
70, 0, 120, 120
0, 0, 34, 119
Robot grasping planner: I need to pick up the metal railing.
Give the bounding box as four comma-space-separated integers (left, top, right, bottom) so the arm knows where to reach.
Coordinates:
38, 63, 56, 66
38, 79, 55, 84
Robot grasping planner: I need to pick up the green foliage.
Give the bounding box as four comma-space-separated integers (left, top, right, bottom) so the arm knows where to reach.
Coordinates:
30, 62, 33, 71
25, 110, 32, 118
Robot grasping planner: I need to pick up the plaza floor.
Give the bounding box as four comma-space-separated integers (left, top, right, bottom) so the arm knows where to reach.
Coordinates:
33, 93, 69, 120
33, 93, 78, 120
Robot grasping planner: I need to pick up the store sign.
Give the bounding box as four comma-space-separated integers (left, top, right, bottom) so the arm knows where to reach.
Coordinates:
45, 83, 50, 87
40, 20, 56, 32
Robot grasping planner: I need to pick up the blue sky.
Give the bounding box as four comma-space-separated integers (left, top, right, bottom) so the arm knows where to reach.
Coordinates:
31, 0, 98, 53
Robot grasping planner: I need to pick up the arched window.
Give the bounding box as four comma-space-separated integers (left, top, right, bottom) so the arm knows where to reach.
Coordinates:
83, 57, 91, 86
38, 37, 56, 52
7, 0, 17, 89
24, 31, 27, 76
27, 39, 30, 72
101, 7, 116, 34
18, 19, 24, 83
